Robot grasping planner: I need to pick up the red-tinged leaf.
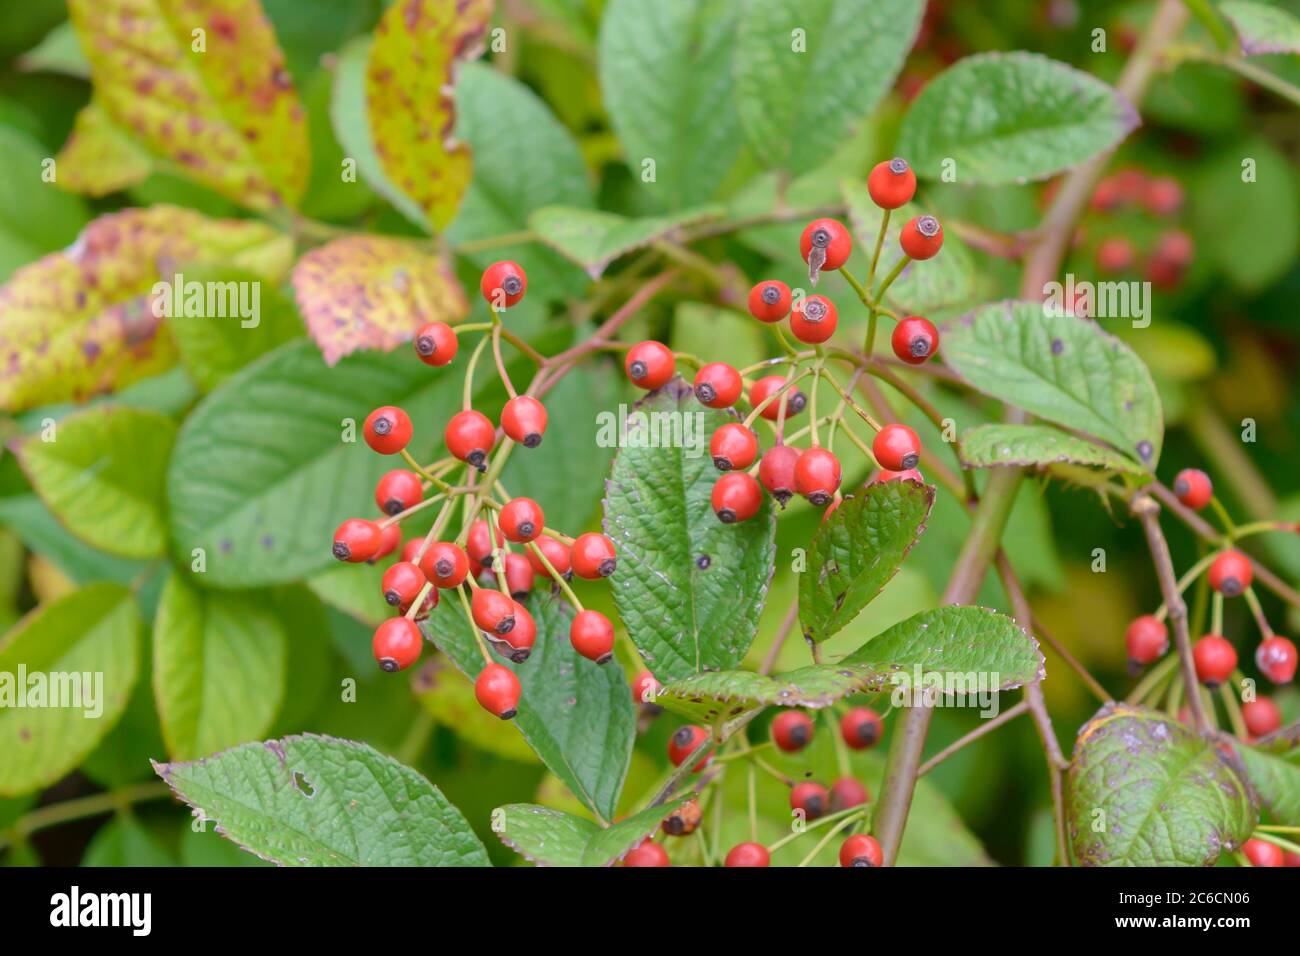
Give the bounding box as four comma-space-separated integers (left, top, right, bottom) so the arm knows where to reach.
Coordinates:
291, 236, 468, 365
0, 206, 292, 412
365, 0, 493, 231
66, 0, 310, 212
54, 102, 153, 198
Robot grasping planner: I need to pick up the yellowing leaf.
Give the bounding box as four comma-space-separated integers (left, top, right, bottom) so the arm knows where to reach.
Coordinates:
365, 0, 493, 231
54, 102, 153, 198
66, 0, 310, 211
291, 236, 467, 365
0, 206, 292, 412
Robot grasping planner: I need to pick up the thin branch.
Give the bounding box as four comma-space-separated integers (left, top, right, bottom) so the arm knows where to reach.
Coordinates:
917, 701, 1030, 776
1149, 481, 1300, 610
1132, 495, 1210, 733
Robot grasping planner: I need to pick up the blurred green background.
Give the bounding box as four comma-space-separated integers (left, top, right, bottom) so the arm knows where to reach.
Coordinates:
0, 0, 1298, 866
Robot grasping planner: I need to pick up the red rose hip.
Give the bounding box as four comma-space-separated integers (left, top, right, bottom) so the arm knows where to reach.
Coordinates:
480, 260, 526, 309
800, 218, 852, 281
900, 215, 943, 260
867, 158, 917, 209
771, 710, 815, 752
794, 447, 841, 506
414, 321, 458, 366
873, 423, 922, 471
363, 406, 413, 455
891, 316, 939, 365
625, 341, 675, 390
789, 294, 838, 344
475, 662, 521, 719
373, 618, 422, 673
759, 445, 801, 507
1208, 550, 1252, 597
710, 423, 759, 471
571, 532, 616, 579
1173, 468, 1212, 510
445, 409, 496, 471
1193, 634, 1237, 687
747, 280, 792, 322
570, 609, 615, 664
712, 472, 763, 524
839, 834, 883, 867
501, 395, 548, 448
694, 362, 743, 408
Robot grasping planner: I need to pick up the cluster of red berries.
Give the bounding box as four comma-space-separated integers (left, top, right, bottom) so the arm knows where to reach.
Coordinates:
331, 261, 622, 722
627, 707, 885, 866
1077, 166, 1193, 290
623, 159, 939, 526
1123, 466, 1296, 739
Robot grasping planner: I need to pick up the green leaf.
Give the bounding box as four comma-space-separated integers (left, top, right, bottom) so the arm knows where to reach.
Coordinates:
0, 583, 141, 796
494, 798, 688, 866
735, 0, 924, 175
166, 338, 465, 588
422, 594, 636, 824
1235, 741, 1300, 825
605, 380, 777, 682
168, 266, 305, 392
799, 479, 934, 644
306, 560, 389, 627
330, 36, 427, 230
1192, 139, 1299, 292
1067, 703, 1255, 866
897, 52, 1138, 184
448, 62, 593, 299
844, 605, 1044, 690
153, 733, 490, 866
16, 20, 90, 78
841, 181, 977, 315
959, 423, 1148, 475
66, 0, 310, 211
528, 205, 722, 278
16, 407, 176, 559
291, 236, 467, 366
0, 206, 292, 412
655, 663, 890, 725
0, 125, 90, 282
82, 814, 176, 867
581, 797, 690, 866
152, 572, 288, 760
53, 102, 153, 198
364, 0, 492, 231
494, 804, 597, 866
942, 301, 1163, 469
598, 0, 744, 209
1220, 1, 1300, 55
500, 365, 617, 535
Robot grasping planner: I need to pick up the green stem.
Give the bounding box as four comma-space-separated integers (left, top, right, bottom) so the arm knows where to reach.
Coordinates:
0, 782, 172, 852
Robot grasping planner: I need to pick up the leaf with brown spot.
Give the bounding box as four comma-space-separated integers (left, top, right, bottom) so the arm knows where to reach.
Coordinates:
54, 102, 153, 198
365, 0, 493, 232
1067, 703, 1255, 866
0, 205, 292, 412
66, 0, 310, 211
291, 236, 467, 366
